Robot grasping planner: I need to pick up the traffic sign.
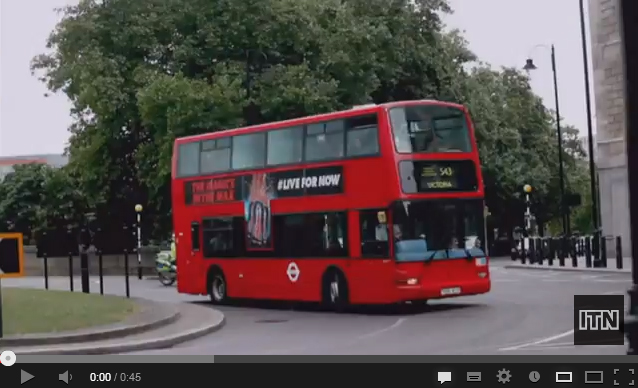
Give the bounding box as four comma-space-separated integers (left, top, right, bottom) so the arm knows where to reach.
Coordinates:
0, 233, 24, 278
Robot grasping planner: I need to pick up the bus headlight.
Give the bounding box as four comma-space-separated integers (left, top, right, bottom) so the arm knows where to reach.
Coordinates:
397, 278, 419, 285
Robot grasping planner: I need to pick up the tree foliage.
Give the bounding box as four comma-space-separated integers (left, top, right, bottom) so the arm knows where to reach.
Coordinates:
0, 164, 87, 242
19, 0, 595, 240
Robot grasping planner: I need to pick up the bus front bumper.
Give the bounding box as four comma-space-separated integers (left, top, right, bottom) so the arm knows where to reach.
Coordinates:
395, 278, 491, 301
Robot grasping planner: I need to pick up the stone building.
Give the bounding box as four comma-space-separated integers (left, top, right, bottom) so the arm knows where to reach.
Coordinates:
0, 154, 69, 181
589, 0, 630, 255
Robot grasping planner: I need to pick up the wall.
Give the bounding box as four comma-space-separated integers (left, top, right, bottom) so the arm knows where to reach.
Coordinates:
589, 0, 630, 256
22, 245, 161, 277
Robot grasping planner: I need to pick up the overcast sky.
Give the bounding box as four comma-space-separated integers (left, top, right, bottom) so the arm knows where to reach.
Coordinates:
0, 0, 595, 157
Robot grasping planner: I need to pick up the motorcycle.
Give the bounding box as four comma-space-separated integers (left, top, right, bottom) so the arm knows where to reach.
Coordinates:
155, 251, 176, 286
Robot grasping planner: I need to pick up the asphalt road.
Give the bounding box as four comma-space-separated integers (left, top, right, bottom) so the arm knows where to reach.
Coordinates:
4, 260, 631, 355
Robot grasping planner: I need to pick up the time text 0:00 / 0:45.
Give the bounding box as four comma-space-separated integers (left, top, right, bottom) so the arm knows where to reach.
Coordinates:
89, 372, 142, 382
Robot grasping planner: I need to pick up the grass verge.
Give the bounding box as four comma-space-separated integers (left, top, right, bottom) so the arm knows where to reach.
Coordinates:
1, 288, 138, 335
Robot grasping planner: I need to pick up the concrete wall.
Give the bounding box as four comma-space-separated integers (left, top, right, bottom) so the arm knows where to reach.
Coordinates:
589, 0, 630, 256
22, 245, 161, 277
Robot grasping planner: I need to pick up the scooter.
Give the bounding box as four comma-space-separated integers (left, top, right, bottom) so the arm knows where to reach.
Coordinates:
155, 251, 176, 286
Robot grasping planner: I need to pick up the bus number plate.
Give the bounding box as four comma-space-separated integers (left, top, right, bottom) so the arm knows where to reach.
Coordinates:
440, 287, 461, 296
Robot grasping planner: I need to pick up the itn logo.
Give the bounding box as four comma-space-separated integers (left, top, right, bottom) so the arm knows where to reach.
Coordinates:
578, 310, 620, 330
573, 295, 625, 345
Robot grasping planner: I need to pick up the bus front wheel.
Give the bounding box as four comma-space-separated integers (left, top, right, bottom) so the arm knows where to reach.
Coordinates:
322, 269, 349, 312
208, 271, 228, 305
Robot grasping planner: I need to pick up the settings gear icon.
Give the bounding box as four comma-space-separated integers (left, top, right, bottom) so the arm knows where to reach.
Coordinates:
497, 369, 511, 384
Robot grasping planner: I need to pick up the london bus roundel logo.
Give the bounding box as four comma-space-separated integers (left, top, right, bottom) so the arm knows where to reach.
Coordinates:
286, 262, 300, 282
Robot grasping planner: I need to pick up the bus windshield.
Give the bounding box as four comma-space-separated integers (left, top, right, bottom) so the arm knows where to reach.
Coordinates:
389, 105, 472, 153
391, 199, 486, 262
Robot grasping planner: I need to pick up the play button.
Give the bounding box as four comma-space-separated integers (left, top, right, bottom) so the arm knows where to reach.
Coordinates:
21, 370, 34, 385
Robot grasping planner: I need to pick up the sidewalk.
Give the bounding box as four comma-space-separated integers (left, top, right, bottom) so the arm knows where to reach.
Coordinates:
505, 255, 632, 274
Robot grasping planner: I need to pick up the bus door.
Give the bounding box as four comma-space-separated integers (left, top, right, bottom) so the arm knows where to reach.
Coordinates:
176, 220, 201, 293
352, 209, 395, 303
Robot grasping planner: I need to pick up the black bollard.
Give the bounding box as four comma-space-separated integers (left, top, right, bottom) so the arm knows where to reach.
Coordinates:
593, 230, 600, 262
80, 247, 90, 294
529, 239, 536, 264
98, 248, 104, 295
536, 238, 543, 264
520, 238, 527, 264
65, 227, 77, 292
39, 231, 49, 290
558, 237, 566, 267
124, 248, 131, 298
601, 238, 608, 268
43, 252, 49, 290
548, 238, 555, 266
571, 237, 578, 267
585, 237, 592, 268
68, 253, 74, 291
80, 227, 91, 294
616, 236, 624, 270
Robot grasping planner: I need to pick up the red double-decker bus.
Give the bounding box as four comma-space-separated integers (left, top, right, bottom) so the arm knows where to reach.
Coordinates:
172, 100, 490, 309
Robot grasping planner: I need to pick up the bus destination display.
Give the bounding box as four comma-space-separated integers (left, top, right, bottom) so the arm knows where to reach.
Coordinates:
400, 160, 478, 193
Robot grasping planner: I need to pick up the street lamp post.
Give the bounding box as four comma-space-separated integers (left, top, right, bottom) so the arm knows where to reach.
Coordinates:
524, 45, 570, 236
134, 204, 143, 280
523, 184, 533, 234
579, 0, 600, 234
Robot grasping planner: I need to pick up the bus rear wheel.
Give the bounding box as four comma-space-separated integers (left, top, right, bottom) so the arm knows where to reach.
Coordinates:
322, 270, 349, 312
209, 271, 228, 305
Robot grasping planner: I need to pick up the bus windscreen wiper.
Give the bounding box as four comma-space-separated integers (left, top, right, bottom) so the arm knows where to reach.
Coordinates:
423, 250, 438, 265
464, 248, 473, 261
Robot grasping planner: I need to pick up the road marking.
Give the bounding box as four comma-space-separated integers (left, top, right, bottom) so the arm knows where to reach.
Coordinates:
499, 330, 574, 351
353, 318, 407, 340
260, 317, 407, 355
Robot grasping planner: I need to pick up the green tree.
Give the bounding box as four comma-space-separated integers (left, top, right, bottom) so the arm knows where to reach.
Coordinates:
0, 164, 47, 238
0, 165, 86, 241
32, 0, 464, 238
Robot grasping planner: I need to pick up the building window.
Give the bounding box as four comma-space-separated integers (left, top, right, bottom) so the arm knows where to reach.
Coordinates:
202, 217, 234, 257
359, 209, 389, 257
200, 138, 231, 173
274, 211, 348, 257
232, 133, 266, 170
267, 126, 303, 165
177, 142, 200, 176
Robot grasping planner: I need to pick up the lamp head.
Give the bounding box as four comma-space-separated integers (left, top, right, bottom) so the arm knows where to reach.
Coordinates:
523, 59, 537, 71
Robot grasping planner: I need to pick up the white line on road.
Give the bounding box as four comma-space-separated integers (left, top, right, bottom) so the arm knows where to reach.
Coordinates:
353, 318, 407, 340
498, 330, 574, 351
260, 317, 407, 355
